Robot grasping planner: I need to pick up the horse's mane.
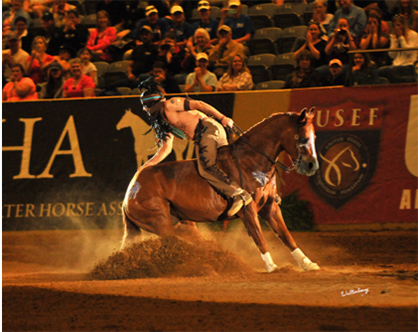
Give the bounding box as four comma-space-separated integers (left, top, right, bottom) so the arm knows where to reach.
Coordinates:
240, 112, 298, 139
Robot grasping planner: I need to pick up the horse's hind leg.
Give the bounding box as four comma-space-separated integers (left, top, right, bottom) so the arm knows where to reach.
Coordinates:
259, 201, 320, 271
174, 220, 202, 242
121, 209, 143, 250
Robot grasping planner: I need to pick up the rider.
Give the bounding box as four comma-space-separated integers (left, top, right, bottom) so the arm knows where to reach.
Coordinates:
139, 77, 252, 217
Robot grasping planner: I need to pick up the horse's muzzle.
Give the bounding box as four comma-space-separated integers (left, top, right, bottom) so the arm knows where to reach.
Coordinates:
297, 157, 319, 176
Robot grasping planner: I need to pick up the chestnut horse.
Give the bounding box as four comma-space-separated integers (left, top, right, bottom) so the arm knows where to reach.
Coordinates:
122, 107, 320, 272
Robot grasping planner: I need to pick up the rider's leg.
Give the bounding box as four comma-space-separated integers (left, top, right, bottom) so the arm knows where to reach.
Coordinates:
195, 119, 252, 216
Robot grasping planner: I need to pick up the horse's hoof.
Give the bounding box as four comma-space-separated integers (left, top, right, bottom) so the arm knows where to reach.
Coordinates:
299, 258, 320, 271
266, 263, 278, 273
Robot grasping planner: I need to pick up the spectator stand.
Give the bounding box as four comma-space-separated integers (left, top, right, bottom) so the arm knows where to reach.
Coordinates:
276, 25, 307, 54
270, 53, 296, 81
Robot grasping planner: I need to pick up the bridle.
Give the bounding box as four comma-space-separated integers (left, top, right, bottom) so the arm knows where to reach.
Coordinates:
231, 123, 307, 173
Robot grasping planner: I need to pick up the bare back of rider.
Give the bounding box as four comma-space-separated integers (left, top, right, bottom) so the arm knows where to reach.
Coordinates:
143, 95, 252, 217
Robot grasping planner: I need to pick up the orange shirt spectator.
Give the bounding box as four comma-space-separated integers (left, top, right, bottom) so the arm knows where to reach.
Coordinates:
3, 64, 38, 101
26, 36, 55, 84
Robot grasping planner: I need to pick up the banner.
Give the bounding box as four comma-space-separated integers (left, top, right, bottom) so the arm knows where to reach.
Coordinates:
282, 84, 417, 225
2, 94, 235, 230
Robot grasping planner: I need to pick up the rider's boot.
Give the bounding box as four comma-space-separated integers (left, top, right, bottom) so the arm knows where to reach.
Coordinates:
227, 189, 252, 217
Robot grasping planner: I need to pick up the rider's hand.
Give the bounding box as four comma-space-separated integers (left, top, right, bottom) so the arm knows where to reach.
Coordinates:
221, 116, 234, 128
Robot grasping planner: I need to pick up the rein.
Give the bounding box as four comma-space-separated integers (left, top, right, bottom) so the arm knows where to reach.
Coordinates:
230, 124, 302, 174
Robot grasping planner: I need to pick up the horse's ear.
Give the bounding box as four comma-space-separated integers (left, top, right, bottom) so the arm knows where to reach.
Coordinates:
297, 107, 308, 125
307, 107, 315, 118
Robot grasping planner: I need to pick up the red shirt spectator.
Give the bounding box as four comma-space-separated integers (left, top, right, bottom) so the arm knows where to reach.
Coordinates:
26, 36, 55, 84
63, 59, 95, 98
3, 64, 38, 101
86, 10, 117, 62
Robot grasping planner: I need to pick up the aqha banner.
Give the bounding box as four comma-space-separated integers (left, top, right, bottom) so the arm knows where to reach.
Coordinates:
282, 84, 417, 225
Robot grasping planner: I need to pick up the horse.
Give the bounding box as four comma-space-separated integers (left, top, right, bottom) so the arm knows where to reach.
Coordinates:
116, 109, 194, 168
121, 107, 320, 273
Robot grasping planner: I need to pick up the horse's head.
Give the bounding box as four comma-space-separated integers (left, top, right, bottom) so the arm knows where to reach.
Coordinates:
286, 107, 319, 176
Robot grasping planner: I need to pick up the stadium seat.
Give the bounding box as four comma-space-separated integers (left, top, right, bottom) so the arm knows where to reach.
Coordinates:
272, 12, 303, 29
378, 77, 390, 85
270, 53, 296, 81
116, 87, 132, 95
246, 27, 282, 55
248, 3, 279, 17
277, 2, 309, 15
93, 61, 109, 89
131, 87, 141, 96
275, 26, 307, 54
255, 80, 285, 90
302, 11, 314, 25
248, 54, 276, 85
249, 14, 274, 30
102, 61, 130, 88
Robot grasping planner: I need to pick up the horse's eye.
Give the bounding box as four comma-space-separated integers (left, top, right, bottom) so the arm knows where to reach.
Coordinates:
300, 137, 309, 145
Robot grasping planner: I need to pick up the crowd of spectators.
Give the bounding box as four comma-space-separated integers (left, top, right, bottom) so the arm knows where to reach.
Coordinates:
2, 0, 418, 101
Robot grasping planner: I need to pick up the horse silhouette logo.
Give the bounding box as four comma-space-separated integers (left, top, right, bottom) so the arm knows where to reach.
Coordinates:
116, 109, 194, 168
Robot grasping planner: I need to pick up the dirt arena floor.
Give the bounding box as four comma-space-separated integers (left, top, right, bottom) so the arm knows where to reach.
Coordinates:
3, 225, 418, 332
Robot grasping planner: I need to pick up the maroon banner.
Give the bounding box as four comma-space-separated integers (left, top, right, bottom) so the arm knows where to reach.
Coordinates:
282, 84, 417, 225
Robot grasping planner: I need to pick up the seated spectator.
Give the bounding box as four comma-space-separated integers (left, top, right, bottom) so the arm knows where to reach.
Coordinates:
219, 0, 254, 44
392, 0, 418, 32
168, 5, 193, 50
58, 9, 89, 58
14, 16, 32, 54
29, 0, 55, 19
208, 25, 245, 78
345, 52, 380, 86
77, 48, 98, 86
322, 58, 348, 86
312, 0, 334, 34
216, 54, 253, 91
96, 0, 128, 32
190, 1, 219, 45
63, 58, 95, 98
52, 0, 76, 29
183, 28, 213, 73
38, 11, 61, 55
38, 61, 65, 99
146, 60, 181, 94
283, 50, 322, 89
359, 12, 389, 66
366, 6, 390, 34
328, 0, 367, 43
185, 52, 218, 92
377, 14, 418, 83
293, 21, 328, 69
53, 45, 71, 78
2, 0, 32, 34
156, 31, 186, 77
86, 10, 117, 63
2, 31, 30, 82
26, 36, 55, 84
325, 18, 357, 65
3, 63, 38, 101
133, 5, 170, 45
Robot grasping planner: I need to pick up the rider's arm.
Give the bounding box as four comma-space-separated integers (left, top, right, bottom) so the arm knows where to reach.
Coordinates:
140, 133, 174, 169
187, 99, 234, 128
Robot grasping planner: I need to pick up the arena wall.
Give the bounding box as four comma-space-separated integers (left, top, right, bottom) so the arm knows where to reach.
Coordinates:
2, 84, 417, 230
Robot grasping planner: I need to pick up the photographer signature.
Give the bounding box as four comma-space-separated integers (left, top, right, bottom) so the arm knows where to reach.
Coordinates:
341, 287, 369, 297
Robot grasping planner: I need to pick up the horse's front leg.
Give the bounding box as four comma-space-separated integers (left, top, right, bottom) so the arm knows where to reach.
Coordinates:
236, 204, 278, 273
259, 199, 320, 271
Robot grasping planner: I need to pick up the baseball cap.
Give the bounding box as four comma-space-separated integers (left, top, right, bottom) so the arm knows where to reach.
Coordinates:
48, 61, 62, 71
7, 31, 18, 41
228, 0, 241, 7
145, 5, 158, 16
198, 0, 210, 11
329, 58, 343, 67
170, 5, 184, 14
140, 25, 153, 34
42, 11, 54, 21
196, 52, 209, 61
218, 25, 232, 33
